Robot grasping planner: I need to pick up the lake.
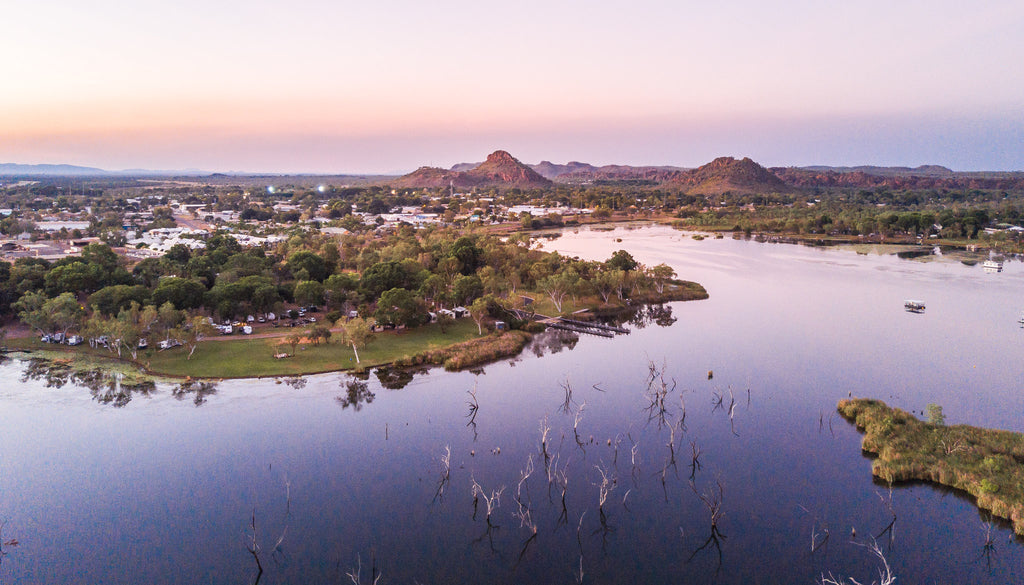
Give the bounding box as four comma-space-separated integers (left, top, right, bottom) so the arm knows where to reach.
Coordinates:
1, 224, 1022, 584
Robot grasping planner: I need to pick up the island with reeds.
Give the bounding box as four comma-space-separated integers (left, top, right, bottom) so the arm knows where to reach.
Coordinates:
838, 398, 1024, 535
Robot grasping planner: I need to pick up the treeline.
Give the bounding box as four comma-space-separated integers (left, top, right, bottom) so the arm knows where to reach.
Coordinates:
0, 227, 682, 356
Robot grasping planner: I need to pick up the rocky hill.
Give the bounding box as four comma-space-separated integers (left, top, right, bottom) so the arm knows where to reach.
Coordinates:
463, 151, 552, 187
531, 160, 599, 179
395, 151, 551, 189
670, 157, 790, 195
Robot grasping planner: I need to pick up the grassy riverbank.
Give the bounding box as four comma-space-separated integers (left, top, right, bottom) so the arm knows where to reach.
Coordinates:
838, 398, 1024, 535
5, 320, 483, 379
3, 280, 707, 379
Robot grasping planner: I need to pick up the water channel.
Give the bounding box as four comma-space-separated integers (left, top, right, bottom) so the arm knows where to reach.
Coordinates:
1, 224, 1022, 584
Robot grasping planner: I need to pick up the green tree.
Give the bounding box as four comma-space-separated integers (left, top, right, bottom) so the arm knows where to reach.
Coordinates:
307, 323, 332, 346
360, 261, 416, 300
538, 270, 579, 313
251, 284, 282, 316
170, 314, 217, 360
287, 250, 332, 282
88, 284, 151, 317
647, 263, 676, 294
593, 270, 621, 304
337, 316, 375, 364
15, 291, 85, 338
294, 280, 325, 307
375, 288, 427, 328
152, 277, 206, 310
450, 274, 483, 306
606, 249, 639, 272
469, 296, 492, 335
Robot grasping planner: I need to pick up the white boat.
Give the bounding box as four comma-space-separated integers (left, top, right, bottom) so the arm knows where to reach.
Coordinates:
905, 300, 926, 313
983, 259, 1003, 273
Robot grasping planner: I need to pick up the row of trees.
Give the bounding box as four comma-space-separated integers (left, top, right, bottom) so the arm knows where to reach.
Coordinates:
3, 225, 684, 364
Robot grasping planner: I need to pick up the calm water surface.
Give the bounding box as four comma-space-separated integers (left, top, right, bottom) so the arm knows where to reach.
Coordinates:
1, 225, 1022, 584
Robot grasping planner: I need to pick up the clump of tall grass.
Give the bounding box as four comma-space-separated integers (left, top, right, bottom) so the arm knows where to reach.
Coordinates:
395, 331, 532, 371
838, 398, 1024, 535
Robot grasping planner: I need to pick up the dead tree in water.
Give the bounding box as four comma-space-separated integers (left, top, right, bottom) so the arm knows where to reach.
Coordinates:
688, 440, 703, 480
644, 359, 677, 428
243, 479, 291, 585
572, 400, 588, 451
560, 376, 574, 414
687, 478, 726, 575
433, 444, 452, 503
465, 385, 480, 440
874, 484, 897, 548
346, 553, 382, 585
819, 539, 896, 585
471, 477, 505, 525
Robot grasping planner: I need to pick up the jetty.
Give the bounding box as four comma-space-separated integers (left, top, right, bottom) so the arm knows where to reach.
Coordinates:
509, 309, 629, 338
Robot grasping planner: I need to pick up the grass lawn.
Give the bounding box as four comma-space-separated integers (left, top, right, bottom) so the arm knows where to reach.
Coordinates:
6, 319, 484, 379
143, 318, 482, 378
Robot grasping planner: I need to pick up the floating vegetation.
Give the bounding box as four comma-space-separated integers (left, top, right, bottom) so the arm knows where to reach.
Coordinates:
839, 398, 1024, 535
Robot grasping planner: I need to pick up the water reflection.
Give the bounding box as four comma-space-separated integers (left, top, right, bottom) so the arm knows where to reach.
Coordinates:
374, 366, 419, 390
172, 380, 218, 406
336, 379, 374, 410
527, 329, 579, 357
20, 357, 156, 407
626, 303, 677, 329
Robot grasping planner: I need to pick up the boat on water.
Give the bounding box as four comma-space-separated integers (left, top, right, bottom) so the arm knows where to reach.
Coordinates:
905, 300, 926, 313
983, 259, 1004, 273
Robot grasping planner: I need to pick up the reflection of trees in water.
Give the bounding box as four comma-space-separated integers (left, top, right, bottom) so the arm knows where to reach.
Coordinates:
528, 330, 580, 358
20, 358, 156, 407
87, 372, 155, 407
284, 376, 307, 389
374, 367, 416, 390
172, 380, 218, 406
626, 304, 677, 329
21, 358, 73, 388
336, 380, 375, 411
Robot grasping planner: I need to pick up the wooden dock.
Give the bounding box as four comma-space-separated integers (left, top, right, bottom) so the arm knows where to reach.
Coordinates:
510, 309, 629, 338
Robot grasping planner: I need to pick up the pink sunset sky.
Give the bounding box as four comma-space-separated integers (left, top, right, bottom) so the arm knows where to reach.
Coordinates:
3, 1, 1023, 174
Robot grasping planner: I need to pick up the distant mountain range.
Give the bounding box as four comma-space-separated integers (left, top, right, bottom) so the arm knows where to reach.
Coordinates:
0, 163, 207, 177
7, 154, 1024, 194
423, 152, 1024, 194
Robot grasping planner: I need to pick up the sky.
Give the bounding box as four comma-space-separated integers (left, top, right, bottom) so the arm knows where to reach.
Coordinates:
3, 1, 1023, 173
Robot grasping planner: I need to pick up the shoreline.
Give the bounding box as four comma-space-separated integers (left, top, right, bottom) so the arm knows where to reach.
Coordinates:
3, 282, 708, 380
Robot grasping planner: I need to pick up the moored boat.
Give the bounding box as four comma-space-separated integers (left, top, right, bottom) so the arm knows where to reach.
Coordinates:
983, 259, 1003, 273
905, 300, 926, 313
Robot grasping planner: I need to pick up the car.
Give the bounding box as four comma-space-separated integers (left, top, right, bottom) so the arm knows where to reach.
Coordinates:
247, 315, 255, 323
308, 316, 317, 322
66, 335, 83, 346
138, 338, 148, 349
158, 339, 182, 350
41, 334, 52, 343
